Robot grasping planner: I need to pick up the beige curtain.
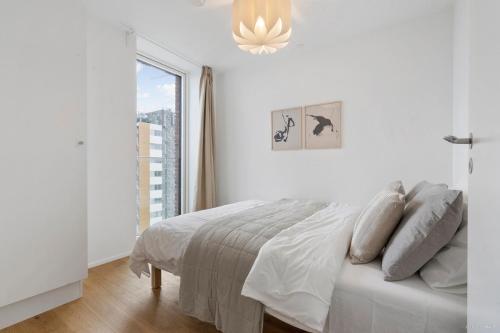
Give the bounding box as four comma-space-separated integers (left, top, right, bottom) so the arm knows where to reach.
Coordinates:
194, 66, 216, 211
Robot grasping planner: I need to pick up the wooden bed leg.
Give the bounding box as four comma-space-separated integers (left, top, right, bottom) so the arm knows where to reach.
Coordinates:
151, 266, 162, 289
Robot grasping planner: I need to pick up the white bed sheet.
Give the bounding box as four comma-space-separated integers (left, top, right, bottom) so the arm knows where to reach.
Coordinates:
321, 259, 467, 333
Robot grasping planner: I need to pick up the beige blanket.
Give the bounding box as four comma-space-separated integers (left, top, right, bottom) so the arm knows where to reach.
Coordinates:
179, 199, 327, 333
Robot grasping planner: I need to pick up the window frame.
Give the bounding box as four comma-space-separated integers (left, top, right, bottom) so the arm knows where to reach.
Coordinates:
136, 53, 188, 216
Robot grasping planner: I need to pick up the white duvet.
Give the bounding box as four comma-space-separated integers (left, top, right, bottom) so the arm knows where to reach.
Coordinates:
241, 203, 360, 333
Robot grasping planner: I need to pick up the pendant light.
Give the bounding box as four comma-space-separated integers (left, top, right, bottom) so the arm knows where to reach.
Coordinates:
232, 0, 292, 55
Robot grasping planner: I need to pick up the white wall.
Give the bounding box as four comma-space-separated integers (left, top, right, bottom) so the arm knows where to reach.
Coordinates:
86, 23, 202, 267
216, 10, 453, 206
86, 15, 138, 267
0, 0, 87, 327
137, 37, 202, 213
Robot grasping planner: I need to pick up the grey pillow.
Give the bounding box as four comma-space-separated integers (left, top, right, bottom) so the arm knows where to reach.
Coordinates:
405, 180, 447, 202
382, 185, 463, 281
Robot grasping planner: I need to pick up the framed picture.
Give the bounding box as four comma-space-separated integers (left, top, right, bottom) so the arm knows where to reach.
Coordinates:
304, 102, 342, 149
271, 107, 303, 150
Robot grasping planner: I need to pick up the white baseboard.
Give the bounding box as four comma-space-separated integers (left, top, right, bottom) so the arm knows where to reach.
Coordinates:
87, 250, 131, 269
0, 281, 82, 330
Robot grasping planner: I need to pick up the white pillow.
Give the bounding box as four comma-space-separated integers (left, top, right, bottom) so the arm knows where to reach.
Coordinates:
419, 222, 467, 294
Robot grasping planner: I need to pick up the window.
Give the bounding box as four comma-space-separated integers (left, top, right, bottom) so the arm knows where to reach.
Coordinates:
136, 57, 184, 233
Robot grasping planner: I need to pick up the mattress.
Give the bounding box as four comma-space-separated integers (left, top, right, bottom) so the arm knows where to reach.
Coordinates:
268, 259, 466, 333
324, 258, 466, 333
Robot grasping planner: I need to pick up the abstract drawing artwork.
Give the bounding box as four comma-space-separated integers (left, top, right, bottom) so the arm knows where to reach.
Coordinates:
271, 107, 302, 150
304, 102, 342, 149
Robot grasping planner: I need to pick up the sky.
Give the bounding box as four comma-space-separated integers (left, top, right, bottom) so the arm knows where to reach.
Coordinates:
136, 60, 178, 114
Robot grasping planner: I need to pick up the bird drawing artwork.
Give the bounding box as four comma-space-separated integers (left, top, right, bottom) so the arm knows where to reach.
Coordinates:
307, 114, 335, 136
304, 102, 341, 149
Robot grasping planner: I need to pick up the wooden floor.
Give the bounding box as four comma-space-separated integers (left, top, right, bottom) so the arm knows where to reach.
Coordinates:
3, 258, 306, 333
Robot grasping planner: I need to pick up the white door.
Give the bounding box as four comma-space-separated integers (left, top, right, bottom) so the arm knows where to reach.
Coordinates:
467, 1, 500, 331
0, 0, 87, 308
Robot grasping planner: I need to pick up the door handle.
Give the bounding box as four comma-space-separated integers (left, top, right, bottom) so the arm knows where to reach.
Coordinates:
443, 133, 473, 149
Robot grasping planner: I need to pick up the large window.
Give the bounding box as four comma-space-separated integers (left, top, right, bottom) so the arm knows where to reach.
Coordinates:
136, 57, 183, 233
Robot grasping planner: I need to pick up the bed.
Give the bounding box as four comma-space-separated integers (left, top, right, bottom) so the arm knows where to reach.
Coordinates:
129, 200, 466, 333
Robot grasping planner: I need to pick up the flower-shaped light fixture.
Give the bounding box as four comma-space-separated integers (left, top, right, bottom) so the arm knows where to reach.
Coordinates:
232, 0, 292, 55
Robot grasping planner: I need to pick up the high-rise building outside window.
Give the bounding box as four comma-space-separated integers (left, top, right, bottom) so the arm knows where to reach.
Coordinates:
136, 57, 183, 234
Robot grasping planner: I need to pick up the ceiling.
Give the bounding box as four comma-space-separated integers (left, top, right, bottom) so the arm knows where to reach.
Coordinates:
84, 0, 455, 71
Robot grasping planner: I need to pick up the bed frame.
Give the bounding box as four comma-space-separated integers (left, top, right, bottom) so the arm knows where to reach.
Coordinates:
151, 266, 162, 289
